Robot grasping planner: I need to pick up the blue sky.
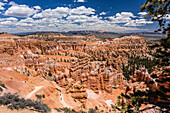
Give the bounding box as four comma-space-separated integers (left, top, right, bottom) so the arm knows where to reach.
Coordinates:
0, 0, 167, 33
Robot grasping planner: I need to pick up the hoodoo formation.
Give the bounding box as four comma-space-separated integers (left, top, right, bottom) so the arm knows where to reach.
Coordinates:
0, 32, 169, 112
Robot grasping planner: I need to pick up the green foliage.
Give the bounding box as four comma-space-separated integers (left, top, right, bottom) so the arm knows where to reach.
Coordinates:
48, 70, 52, 77
64, 59, 66, 62
113, 91, 148, 112
122, 55, 159, 80
0, 93, 50, 112
111, 104, 116, 111
88, 108, 97, 113
151, 44, 170, 66
95, 106, 98, 110
100, 110, 104, 112
161, 37, 170, 48
0, 87, 3, 92
35, 94, 45, 100
114, 85, 169, 112
36, 94, 42, 100
54, 108, 62, 112
73, 99, 77, 102
56, 88, 61, 92
113, 1, 170, 113
42, 94, 45, 98
54, 107, 107, 113
0, 81, 7, 89
59, 107, 76, 113
140, 0, 170, 35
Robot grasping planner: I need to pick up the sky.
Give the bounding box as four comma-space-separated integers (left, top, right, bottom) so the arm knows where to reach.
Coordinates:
0, 0, 168, 33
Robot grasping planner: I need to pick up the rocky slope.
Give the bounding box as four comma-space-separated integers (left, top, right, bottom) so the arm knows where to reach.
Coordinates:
0, 33, 168, 112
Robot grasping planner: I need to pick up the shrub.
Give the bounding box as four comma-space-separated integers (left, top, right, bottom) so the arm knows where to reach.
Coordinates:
56, 88, 61, 92
88, 108, 96, 113
0, 81, 7, 89
0, 87, 3, 92
36, 94, 42, 100
0, 93, 50, 112
36, 94, 45, 100
54, 108, 61, 112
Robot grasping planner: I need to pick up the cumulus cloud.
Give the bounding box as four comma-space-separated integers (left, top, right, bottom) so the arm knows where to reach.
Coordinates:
33, 6, 95, 19
124, 19, 153, 26
8, 1, 18, 6
4, 5, 38, 17
0, 2, 5, 10
67, 15, 102, 24
74, 0, 86, 2
0, 17, 18, 27
135, 19, 153, 24
138, 12, 147, 18
33, 7, 70, 18
107, 12, 153, 26
3, 0, 8, 2
19, 17, 35, 23
108, 12, 136, 23
99, 12, 107, 15
33, 6, 41, 10
0, 4, 153, 33
0, 17, 18, 21
70, 6, 95, 15
138, 12, 147, 16
118, 12, 136, 18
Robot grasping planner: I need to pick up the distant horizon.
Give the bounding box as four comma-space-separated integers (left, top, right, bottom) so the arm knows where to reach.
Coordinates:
6, 30, 165, 35
0, 0, 169, 33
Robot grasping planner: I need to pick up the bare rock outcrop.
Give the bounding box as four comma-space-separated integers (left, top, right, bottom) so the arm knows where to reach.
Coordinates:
66, 82, 87, 109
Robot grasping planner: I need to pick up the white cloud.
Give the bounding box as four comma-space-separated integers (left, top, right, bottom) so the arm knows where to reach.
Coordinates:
3, 0, 8, 2
67, 15, 101, 23
7, 17, 18, 21
135, 19, 153, 24
33, 6, 41, 10
8, 1, 18, 6
20, 17, 35, 23
124, 19, 153, 26
0, 2, 5, 10
78, 0, 85, 2
108, 12, 136, 23
120, 12, 136, 18
33, 7, 70, 18
99, 12, 107, 15
0, 4, 153, 33
33, 6, 95, 19
164, 14, 170, 20
74, 0, 86, 2
70, 6, 95, 15
124, 21, 139, 26
107, 12, 135, 24
4, 5, 37, 17
107, 12, 153, 26
138, 12, 147, 18
0, 17, 18, 21
138, 12, 147, 15
0, 17, 18, 26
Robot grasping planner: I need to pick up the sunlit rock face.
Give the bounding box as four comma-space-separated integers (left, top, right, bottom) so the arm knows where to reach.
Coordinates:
66, 81, 88, 108
1, 33, 158, 111
126, 67, 158, 94
124, 66, 170, 105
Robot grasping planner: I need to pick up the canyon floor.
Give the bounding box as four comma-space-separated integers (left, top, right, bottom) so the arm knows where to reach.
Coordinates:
0, 33, 169, 112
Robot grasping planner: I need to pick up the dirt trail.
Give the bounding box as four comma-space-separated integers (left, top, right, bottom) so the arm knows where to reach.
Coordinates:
51, 82, 72, 113
51, 82, 72, 108
59, 93, 72, 108
25, 86, 43, 99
